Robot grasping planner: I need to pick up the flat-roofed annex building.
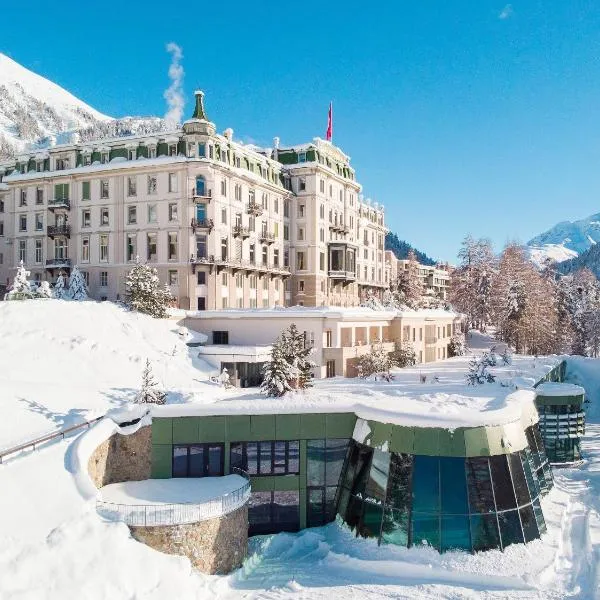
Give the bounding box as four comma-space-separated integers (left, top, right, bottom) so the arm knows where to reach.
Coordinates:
0, 91, 388, 309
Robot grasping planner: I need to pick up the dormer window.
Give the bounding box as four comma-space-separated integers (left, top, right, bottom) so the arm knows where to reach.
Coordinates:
235, 157, 241, 168
56, 157, 69, 171
208, 145, 214, 159
198, 143, 206, 158
83, 154, 91, 166
187, 143, 196, 158
128, 149, 136, 161
298, 151, 307, 163
36, 160, 43, 172
149, 146, 157, 159
101, 152, 109, 164
168, 144, 177, 156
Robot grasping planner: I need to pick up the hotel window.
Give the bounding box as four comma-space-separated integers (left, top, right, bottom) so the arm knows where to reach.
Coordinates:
168, 203, 178, 222
100, 180, 109, 199
82, 272, 89, 286
221, 180, 227, 196
0, 222, 3, 236
297, 251, 305, 270
19, 240, 26, 262
221, 208, 227, 225
329, 184, 332, 197
320, 228, 325, 242
284, 199, 290, 218
56, 157, 69, 170
20, 189, 27, 206
172, 444, 225, 478
273, 249, 279, 267
81, 238, 90, 262
168, 270, 178, 285
250, 275, 257, 289
127, 205, 137, 224
298, 151, 306, 163
0, 200, 4, 213
298, 280, 305, 293
319, 179, 325, 193
274, 198, 279, 213
221, 238, 228, 261
149, 146, 157, 159
126, 234, 136, 262
197, 271, 206, 285
147, 175, 157, 195
128, 149, 136, 161
19, 215, 27, 231
298, 227, 304, 241
208, 145, 214, 159
168, 232, 178, 260
234, 184, 242, 201
249, 244, 255, 264
36, 187, 44, 204
262, 276, 268, 291
248, 216, 255, 232
298, 204, 305, 218
298, 178, 306, 192
147, 233, 157, 261
198, 143, 206, 157
83, 154, 91, 166
147, 204, 157, 224
168, 172, 178, 193
101, 208, 109, 226
236, 272, 243, 288
35, 239, 43, 264
35, 213, 43, 231
82, 209, 91, 228
230, 441, 299, 477
100, 271, 108, 287
320, 252, 325, 271
100, 152, 109, 164
262, 245, 268, 265
319, 204, 325, 219
81, 181, 90, 201
261, 193, 268, 210
169, 144, 177, 156
283, 224, 289, 241
99, 235, 109, 262
284, 248, 289, 268
221, 272, 228, 287
127, 176, 137, 196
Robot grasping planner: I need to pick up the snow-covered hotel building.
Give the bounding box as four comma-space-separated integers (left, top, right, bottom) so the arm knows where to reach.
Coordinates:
0, 91, 387, 309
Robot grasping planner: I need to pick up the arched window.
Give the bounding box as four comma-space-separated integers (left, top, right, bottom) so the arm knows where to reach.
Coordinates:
195, 176, 206, 196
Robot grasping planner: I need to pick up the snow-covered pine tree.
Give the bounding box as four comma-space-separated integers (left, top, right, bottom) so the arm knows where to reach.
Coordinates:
261, 336, 297, 397
280, 323, 315, 389
136, 359, 167, 404
36, 281, 53, 298
5, 261, 34, 300
356, 339, 397, 379
125, 257, 170, 318
53, 273, 68, 299
68, 266, 88, 301
390, 341, 417, 367
447, 334, 466, 357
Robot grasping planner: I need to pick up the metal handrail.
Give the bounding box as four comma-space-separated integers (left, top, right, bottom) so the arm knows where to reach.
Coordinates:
96, 468, 251, 527
0, 416, 104, 464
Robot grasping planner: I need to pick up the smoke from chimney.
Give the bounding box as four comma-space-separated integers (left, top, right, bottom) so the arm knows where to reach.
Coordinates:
164, 42, 185, 127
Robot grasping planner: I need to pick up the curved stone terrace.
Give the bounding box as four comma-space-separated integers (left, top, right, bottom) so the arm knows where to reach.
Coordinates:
97, 474, 250, 527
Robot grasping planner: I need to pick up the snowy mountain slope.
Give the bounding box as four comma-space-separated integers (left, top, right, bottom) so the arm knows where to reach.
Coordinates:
0, 53, 170, 159
526, 211, 600, 266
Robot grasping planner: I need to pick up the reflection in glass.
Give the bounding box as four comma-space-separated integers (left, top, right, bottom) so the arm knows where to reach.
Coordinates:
498, 510, 524, 548
519, 504, 539, 542
412, 456, 440, 513
441, 515, 471, 551
466, 457, 495, 513
489, 455, 517, 511
441, 457, 468, 514
412, 514, 440, 550
469, 514, 501, 552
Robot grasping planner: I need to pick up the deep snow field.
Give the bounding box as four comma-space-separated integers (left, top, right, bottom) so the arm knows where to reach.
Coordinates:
0, 300, 599, 599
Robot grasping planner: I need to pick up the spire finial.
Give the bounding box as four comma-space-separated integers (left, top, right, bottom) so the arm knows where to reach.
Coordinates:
192, 90, 207, 120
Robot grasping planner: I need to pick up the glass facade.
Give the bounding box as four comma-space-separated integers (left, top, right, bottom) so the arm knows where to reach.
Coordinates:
337, 441, 549, 552
525, 425, 554, 488
172, 444, 224, 477
248, 490, 300, 535
230, 441, 299, 475
536, 405, 585, 463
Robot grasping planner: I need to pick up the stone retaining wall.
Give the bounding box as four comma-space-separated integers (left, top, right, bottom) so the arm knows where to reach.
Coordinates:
129, 505, 248, 574
88, 425, 152, 487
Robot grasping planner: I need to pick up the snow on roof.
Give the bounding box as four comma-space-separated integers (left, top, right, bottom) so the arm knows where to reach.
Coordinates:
536, 382, 586, 397
197, 344, 272, 357
153, 354, 562, 430
99, 475, 247, 506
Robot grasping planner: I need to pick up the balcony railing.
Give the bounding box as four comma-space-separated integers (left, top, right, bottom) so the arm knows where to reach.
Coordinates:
329, 269, 356, 281
45, 258, 72, 268
260, 232, 276, 244
189, 255, 290, 275
48, 198, 70, 210
47, 224, 71, 238
233, 225, 250, 238
246, 201, 263, 216
190, 218, 214, 233
191, 187, 212, 201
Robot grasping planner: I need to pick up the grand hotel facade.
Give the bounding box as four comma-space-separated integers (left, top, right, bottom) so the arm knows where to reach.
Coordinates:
0, 92, 388, 309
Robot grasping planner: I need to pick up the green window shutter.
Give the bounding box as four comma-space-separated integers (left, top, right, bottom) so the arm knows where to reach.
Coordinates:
64, 183, 70, 199
82, 181, 90, 200
54, 183, 61, 199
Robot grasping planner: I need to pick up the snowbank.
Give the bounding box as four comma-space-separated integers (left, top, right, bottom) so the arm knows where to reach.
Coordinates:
536, 382, 586, 397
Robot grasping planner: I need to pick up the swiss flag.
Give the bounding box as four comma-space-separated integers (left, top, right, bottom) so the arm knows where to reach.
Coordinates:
326, 102, 333, 142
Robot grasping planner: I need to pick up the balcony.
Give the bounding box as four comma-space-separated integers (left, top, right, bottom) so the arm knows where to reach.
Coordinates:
233, 225, 250, 238
191, 187, 212, 202
329, 270, 356, 281
190, 218, 214, 233
425, 337, 437, 345
260, 232, 276, 244
246, 201, 263, 216
190, 254, 291, 276
47, 224, 71, 238
46, 258, 72, 269
48, 198, 70, 210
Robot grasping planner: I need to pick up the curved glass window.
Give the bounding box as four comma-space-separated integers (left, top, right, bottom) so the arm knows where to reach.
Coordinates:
195, 176, 206, 196
338, 441, 548, 554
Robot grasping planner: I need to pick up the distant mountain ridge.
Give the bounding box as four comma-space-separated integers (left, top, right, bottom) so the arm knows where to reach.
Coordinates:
557, 243, 600, 279
0, 53, 169, 159
526, 211, 600, 267
385, 232, 436, 265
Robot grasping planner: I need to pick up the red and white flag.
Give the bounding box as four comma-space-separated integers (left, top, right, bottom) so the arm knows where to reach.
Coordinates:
326, 102, 333, 142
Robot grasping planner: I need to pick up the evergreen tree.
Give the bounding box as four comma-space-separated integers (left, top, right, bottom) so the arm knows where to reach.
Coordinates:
5, 261, 34, 300
261, 337, 297, 397
136, 359, 167, 404
53, 273, 68, 299
280, 323, 315, 389
36, 281, 53, 298
356, 339, 397, 379
389, 250, 424, 309
448, 334, 466, 357
125, 257, 171, 318
390, 341, 417, 367
68, 266, 88, 301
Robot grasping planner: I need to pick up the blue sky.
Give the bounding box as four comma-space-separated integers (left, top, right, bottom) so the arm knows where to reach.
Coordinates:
3, 0, 600, 262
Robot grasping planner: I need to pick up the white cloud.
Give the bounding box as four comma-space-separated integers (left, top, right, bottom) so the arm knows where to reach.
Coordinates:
163, 43, 184, 126
498, 4, 514, 19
